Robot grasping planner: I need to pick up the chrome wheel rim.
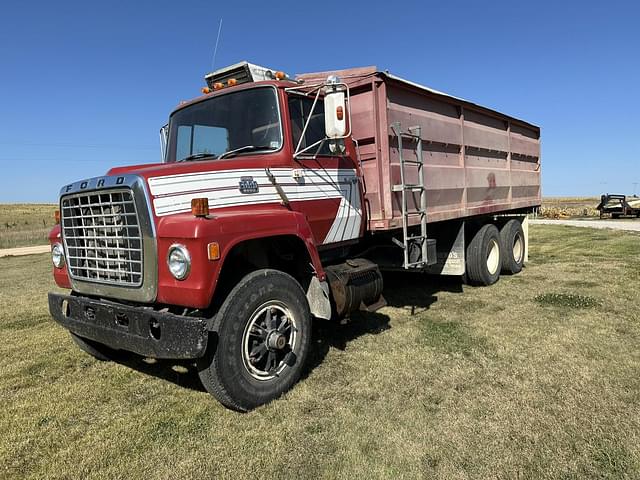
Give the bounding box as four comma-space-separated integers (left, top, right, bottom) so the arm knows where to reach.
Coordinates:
242, 301, 298, 381
486, 238, 500, 275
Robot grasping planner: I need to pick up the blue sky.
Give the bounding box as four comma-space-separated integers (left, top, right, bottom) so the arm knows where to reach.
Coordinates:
1, 0, 638, 202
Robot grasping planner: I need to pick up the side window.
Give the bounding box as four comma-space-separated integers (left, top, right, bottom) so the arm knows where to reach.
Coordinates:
288, 96, 333, 156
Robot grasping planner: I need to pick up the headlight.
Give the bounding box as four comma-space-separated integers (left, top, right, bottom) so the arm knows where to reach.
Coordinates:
167, 244, 191, 280
51, 243, 65, 269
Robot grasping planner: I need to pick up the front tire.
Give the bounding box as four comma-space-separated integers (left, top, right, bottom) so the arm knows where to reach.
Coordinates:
465, 223, 502, 286
197, 269, 312, 412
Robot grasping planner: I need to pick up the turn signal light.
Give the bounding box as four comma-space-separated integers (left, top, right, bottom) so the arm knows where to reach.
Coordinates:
191, 198, 209, 217
207, 242, 220, 261
213, 82, 224, 90
227, 78, 237, 86
275, 71, 286, 80
54, 210, 60, 225
201, 86, 211, 94
336, 106, 344, 121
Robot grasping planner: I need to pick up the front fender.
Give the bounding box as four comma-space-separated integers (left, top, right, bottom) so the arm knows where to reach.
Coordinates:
155, 207, 323, 309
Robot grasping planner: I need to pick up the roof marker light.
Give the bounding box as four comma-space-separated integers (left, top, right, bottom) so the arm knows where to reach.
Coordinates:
227, 78, 237, 86
201, 86, 211, 94
213, 82, 224, 90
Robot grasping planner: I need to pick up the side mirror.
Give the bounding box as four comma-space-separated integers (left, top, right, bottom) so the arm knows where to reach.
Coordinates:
324, 88, 346, 139
159, 124, 169, 162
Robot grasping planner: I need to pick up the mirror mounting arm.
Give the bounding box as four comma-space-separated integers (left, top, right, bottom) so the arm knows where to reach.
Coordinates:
286, 81, 351, 159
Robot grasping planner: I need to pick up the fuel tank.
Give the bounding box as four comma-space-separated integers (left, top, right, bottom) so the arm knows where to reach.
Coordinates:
325, 258, 385, 319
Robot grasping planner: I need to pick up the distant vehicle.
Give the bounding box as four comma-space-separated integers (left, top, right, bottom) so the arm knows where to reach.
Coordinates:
47, 62, 541, 411
596, 194, 640, 218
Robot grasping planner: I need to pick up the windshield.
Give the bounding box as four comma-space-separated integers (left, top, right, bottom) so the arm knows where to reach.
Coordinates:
166, 87, 282, 162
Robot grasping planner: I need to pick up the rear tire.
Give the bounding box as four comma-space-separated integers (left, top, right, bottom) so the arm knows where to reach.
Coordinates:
499, 219, 525, 274
197, 269, 312, 412
465, 223, 502, 286
70, 332, 116, 361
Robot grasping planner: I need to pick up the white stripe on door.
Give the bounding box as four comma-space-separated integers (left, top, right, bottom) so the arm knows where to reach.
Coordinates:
148, 167, 362, 244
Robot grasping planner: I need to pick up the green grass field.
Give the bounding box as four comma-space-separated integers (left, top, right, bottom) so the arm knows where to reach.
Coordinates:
0, 204, 57, 249
1, 225, 639, 479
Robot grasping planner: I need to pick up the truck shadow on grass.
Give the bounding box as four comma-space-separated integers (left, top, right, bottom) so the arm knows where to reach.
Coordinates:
382, 272, 463, 312
107, 273, 464, 394
110, 354, 207, 392
303, 272, 463, 382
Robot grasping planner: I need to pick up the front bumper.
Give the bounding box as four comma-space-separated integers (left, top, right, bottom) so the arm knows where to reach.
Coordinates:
48, 293, 209, 359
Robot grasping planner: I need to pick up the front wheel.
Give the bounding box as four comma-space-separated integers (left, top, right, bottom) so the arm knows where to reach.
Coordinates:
197, 269, 312, 411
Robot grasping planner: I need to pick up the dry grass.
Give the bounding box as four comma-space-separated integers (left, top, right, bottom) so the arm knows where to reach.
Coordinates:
1, 225, 639, 479
0, 204, 57, 249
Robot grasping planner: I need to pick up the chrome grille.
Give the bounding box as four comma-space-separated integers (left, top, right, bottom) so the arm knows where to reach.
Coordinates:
61, 189, 143, 287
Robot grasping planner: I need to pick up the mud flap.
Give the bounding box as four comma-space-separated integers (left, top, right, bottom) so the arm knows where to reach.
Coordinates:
306, 276, 332, 320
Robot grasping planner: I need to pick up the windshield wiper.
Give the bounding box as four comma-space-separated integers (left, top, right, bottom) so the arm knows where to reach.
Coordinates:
218, 145, 276, 160
177, 153, 218, 162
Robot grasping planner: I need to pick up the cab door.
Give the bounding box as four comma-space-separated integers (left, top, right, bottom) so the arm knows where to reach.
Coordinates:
286, 93, 362, 245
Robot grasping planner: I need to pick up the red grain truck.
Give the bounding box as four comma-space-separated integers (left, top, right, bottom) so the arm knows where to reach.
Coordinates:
48, 62, 541, 411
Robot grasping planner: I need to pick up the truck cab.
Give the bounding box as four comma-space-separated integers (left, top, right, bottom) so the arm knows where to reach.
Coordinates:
48, 62, 379, 411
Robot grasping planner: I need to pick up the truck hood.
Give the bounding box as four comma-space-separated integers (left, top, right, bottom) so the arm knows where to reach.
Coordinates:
107, 161, 202, 178
106, 155, 284, 180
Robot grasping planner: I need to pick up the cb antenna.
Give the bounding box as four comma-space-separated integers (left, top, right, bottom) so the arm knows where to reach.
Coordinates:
211, 18, 223, 71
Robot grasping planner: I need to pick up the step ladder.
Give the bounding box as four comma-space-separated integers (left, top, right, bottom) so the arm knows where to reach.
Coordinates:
390, 122, 433, 269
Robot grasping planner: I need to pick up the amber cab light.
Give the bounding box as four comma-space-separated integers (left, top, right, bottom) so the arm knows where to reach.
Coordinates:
207, 242, 220, 261
191, 198, 209, 217
213, 82, 224, 90
275, 71, 286, 80
54, 210, 60, 225
227, 78, 237, 86
201, 86, 211, 94
336, 106, 344, 121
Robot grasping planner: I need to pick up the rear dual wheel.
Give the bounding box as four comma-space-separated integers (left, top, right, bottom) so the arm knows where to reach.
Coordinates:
465, 224, 502, 286
499, 219, 525, 275
465, 220, 525, 286
197, 269, 312, 412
